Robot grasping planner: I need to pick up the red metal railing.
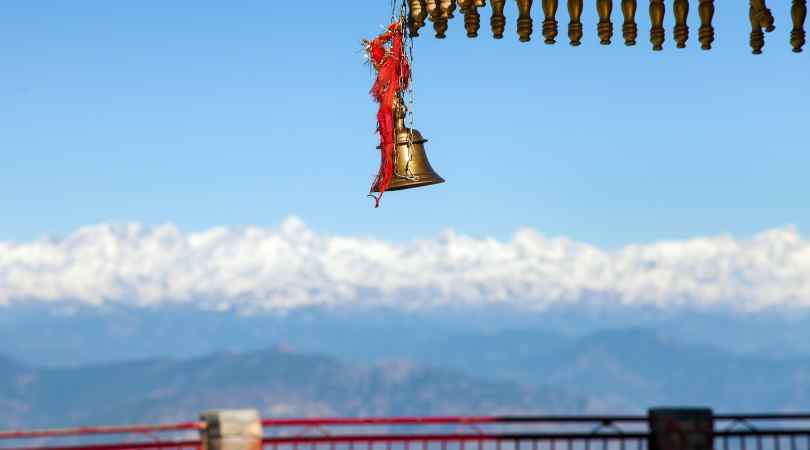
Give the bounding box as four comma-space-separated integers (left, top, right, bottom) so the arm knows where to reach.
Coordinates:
259, 414, 810, 450
0, 421, 204, 450
260, 415, 650, 450
3, 413, 810, 450
0, 423, 205, 440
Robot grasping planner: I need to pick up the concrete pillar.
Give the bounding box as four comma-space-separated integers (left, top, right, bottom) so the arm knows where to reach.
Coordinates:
648, 407, 714, 450
200, 410, 263, 450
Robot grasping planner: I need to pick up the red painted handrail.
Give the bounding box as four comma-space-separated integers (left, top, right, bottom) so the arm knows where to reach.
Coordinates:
0, 440, 202, 450
261, 416, 499, 427
0, 422, 204, 440
3, 411, 810, 450
259, 415, 649, 427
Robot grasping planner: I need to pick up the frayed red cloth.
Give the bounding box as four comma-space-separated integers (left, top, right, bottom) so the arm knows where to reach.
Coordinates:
364, 20, 411, 208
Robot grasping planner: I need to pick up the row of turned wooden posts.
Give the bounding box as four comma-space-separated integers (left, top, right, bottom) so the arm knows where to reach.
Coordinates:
406, 0, 808, 54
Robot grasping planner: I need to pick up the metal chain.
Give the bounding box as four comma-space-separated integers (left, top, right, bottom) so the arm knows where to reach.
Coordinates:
394, 0, 420, 182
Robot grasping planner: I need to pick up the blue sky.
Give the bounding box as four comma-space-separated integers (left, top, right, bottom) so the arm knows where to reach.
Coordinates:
1, 1, 808, 247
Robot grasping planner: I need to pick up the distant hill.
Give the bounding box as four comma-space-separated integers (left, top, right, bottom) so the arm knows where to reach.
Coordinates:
3, 325, 810, 430
409, 328, 810, 413
0, 348, 587, 429
3, 304, 810, 428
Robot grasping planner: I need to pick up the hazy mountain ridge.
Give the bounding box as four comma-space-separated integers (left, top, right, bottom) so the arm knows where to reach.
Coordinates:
4, 303, 810, 428
2, 323, 810, 429
4, 303, 810, 367
400, 327, 810, 412
0, 348, 587, 429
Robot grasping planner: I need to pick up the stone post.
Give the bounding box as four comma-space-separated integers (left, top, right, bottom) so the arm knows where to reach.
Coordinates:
648, 407, 714, 450
200, 410, 263, 450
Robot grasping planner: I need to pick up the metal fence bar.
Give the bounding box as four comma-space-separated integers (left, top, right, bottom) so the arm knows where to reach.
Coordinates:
716, 430, 810, 437
260, 418, 651, 429
262, 433, 651, 445
260, 415, 810, 429
715, 415, 810, 421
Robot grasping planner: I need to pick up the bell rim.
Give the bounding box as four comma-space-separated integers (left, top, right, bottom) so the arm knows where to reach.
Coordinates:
370, 177, 445, 192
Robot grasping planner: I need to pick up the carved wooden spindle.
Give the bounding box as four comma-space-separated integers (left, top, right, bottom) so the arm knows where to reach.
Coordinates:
517, 0, 534, 41
792, 0, 807, 52
751, 0, 775, 32
750, 3, 765, 53
622, 0, 638, 45
568, 0, 584, 45
439, 0, 457, 37
442, 0, 457, 19
650, 0, 666, 50
491, 0, 507, 37
698, 0, 715, 49
426, 0, 438, 19
425, 0, 445, 38
434, 0, 454, 38
597, 0, 614, 44
542, 0, 559, 44
673, 0, 689, 48
409, 0, 428, 36
463, 0, 482, 37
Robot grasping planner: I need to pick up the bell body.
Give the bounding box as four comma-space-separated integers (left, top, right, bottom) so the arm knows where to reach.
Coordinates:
372, 125, 445, 192
371, 96, 445, 193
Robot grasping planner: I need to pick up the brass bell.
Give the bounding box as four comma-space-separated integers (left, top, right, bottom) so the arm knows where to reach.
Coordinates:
371, 98, 445, 192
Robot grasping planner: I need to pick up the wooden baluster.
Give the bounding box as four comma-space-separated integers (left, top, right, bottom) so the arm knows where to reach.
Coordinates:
650, 0, 666, 50
750, 2, 765, 53
440, 0, 457, 36
568, 0, 584, 45
698, 0, 715, 49
409, 0, 428, 36
491, 0, 507, 38
462, 0, 482, 37
792, 0, 807, 52
597, 0, 614, 44
431, 0, 452, 38
751, 0, 775, 32
426, 0, 437, 19
425, 0, 443, 38
673, 0, 689, 48
442, 0, 457, 19
517, 0, 534, 41
542, 0, 559, 44
622, 0, 638, 45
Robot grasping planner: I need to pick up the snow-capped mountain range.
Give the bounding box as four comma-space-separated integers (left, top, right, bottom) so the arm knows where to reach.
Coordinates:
1, 217, 808, 313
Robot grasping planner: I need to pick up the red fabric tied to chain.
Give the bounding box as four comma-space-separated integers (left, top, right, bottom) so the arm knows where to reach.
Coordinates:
364, 20, 411, 208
